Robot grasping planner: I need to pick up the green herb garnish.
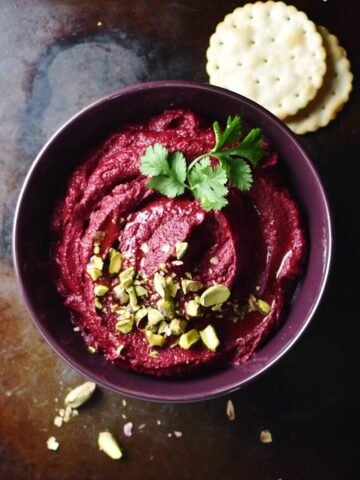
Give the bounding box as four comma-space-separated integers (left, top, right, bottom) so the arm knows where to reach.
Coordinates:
139, 115, 266, 211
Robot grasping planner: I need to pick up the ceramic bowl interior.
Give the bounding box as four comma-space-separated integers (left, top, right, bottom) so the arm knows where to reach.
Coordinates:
13, 81, 332, 402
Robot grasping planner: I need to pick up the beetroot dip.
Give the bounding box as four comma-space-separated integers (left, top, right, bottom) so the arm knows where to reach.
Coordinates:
51, 109, 306, 376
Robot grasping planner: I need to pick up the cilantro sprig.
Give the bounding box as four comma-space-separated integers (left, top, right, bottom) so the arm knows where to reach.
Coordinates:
139, 115, 266, 211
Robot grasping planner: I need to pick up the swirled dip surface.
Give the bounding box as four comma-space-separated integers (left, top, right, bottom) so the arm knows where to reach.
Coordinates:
52, 110, 306, 376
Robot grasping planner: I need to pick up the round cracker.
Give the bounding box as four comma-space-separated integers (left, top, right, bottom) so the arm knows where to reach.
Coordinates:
206, 1, 327, 119
285, 26, 353, 134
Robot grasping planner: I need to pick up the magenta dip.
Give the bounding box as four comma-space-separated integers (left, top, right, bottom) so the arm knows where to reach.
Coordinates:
51, 109, 306, 376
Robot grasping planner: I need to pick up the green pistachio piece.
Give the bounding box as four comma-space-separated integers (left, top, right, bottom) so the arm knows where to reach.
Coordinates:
175, 241, 188, 260
135, 307, 148, 324
93, 245, 100, 254
154, 272, 167, 298
257, 299, 271, 315
94, 299, 103, 310
169, 319, 187, 336
119, 267, 135, 288
134, 285, 148, 296
159, 263, 168, 272
181, 279, 203, 294
88, 346, 96, 353
165, 277, 180, 297
157, 320, 171, 336
115, 316, 134, 334
211, 304, 222, 312
94, 285, 109, 297
98, 432, 123, 460
108, 249, 122, 274
185, 300, 200, 317
64, 381, 96, 408
112, 284, 129, 305
145, 331, 166, 347
92, 255, 104, 270
87, 267, 102, 281
179, 329, 200, 349
200, 285, 230, 307
116, 344, 124, 355
147, 307, 164, 325
126, 286, 138, 311
157, 298, 175, 319
199, 325, 220, 352
149, 350, 159, 357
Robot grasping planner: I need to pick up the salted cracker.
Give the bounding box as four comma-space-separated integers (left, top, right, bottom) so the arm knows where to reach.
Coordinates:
206, 1, 327, 119
285, 26, 353, 134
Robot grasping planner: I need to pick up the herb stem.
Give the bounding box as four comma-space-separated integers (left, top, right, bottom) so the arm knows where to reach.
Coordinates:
187, 153, 209, 171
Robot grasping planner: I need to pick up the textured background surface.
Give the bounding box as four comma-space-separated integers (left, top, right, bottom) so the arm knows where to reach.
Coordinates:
0, 1, 359, 479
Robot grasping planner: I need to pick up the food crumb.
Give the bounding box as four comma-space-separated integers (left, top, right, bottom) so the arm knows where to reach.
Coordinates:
156, 420, 161, 425
138, 423, 146, 430
167, 433, 172, 437
260, 429, 273, 443
122, 399, 127, 407
53, 416, 63, 428
226, 399, 235, 421
121, 414, 127, 420
174, 431, 183, 438
123, 422, 133, 437
46, 436, 59, 451
97, 21, 102, 27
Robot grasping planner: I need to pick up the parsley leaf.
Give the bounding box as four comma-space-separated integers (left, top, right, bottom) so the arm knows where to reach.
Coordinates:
228, 159, 253, 190
212, 115, 242, 151
140, 144, 169, 177
188, 157, 228, 211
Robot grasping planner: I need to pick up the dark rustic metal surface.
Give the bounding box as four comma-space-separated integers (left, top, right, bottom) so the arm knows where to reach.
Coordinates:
0, 1, 359, 479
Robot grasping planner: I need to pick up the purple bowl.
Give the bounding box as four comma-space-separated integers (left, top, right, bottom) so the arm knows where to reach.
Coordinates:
13, 80, 332, 402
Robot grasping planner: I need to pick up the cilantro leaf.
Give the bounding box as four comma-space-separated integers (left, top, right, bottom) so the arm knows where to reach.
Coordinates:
188, 157, 228, 211
228, 158, 253, 190
227, 128, 265, 167
169, 151, 187, 184
145, 150, 187, 198
140, 144, 169, 177
212, 115, 242, 151
147, 175, 185, 198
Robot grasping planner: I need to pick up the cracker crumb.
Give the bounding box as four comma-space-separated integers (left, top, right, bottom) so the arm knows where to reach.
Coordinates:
138, 423, 146, 430
174, 431, 183, 438
226, 399, 235, 421
157, 420, 161, 425
46, 436, 59, 451
53, 416, 63, 428
260, 429, 273, 443
167, 433, 172, 437
122, 399, 127, 407
121, 414, 127, 420
97, 21, 102, 27
123, 422, 133, 437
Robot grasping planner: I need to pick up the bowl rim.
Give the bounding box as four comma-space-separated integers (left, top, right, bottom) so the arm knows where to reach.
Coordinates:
12, 80, 332, 403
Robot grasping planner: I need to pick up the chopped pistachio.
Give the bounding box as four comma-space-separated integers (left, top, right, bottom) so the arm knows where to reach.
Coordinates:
157, 320, 171, 336
193, 295, 201, 304
154, 272, 167, 298
159, 262, 168, 271
185, 300, 200, 317
179, 329, 200, 349
115, 316, 134, 334
94, 299, 103, 310
116, 344, 125, 355
210, 256, 219, 265
165, 276, 180, 297
119, 267, 135, 288
226, 399, 235, 421
185, 272, 192, 279
108, 249, 122, 274
169, 319, 187, 335
149, 350, 159, 358
134, 285, 148, 296
145, 330, 166, 347
93, 245, 100, 254
88, 346, 96, 353
92, 255, 104, 270
200, 325, 220, 352
126, 286, 138, 311
211, 304, 222, 312
157, 298, 175, 319
171, 260, 183, 266
257, 299, 271, 315
147, 307, 164, 325
248, 294, 258, 311
94, 284, 109, 297
200, 285, 230, 307
175, 241, 188, 259
87, 267, 102, 281
181, 279, 203, 294
113, 284, 129, 305
110, 303, 119, 311
135, 307, 148, 324
64, 381, 96, 408
98, 432, 123, 460
140, 242, 149, 254
161, 244, 170, 253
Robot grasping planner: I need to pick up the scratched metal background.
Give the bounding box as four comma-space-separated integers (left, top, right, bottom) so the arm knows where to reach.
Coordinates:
0, 1, 359, 479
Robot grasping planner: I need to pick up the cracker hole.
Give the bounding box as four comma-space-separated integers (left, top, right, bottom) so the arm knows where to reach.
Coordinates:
321, 105, 326, 110
286, 16, 290, 21
276, 77, 280, 82
219, 41, 224, 46
294, 93, 300, 98
249, 15, 253, 19
263, 58, 268, 63
237, 62, 242, 67
255, 79, 260, 84
331, 91, 336, 96
305, 114, 310, 119
270, 38, 275, 42
250, 40, 255, 45
278, 104, 282, 108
